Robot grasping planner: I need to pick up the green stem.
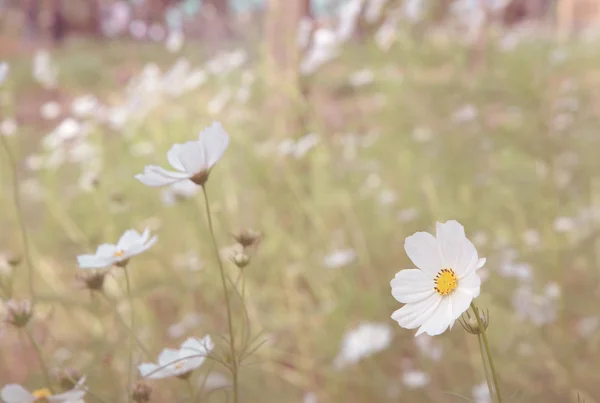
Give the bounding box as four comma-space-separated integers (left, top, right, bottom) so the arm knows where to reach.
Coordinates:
23, 327, 53, 392
0, 134, 35, 302
471, 302, 502, 403
201, 186, 239, 403
477, 333, 496, 402
100, 292, 150, 357
123, 267, 135, 403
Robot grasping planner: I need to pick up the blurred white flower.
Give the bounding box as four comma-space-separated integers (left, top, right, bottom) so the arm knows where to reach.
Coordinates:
40, 101, 61, 120
397, 208, 420, 222
135, 121, 229, 187
1, 377, 86, 403
402, 369, 430, 389
337, 0, 362, 42
101, 0, 131, 37
77, 228, 157, 269
472, 382, 492, 403
348, 69, 374, 87
32, 50, 58, 89
375, 18, 397, 51
333, 322, 392, 369
412, 126, 433, 143
166, 30, 185, 53
161, 179, 199, 206
71, 95, 98, 118
414, 334, 442, 361
512, 284, 558, 326
0, 62, 8, 84
0, 118, 17, 137
452, 104, 478, 123
77, 170, 100, 192
139, 335, 213, 379
297, 17, 314, 49
300, 29, 340, 75
391, 221, 485, 336
130, 20, 147, 39
323, 248, 357, 269
207, 89, 232, 115
173, 251, 203, 272
365, 0, 388, 23
303, 392, 318, 403
553, 216, 575, 233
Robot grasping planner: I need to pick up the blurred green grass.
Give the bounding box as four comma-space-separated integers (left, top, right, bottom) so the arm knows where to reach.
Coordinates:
1, 30, 600, 402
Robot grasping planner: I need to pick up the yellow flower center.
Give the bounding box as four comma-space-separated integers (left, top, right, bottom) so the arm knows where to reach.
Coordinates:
113, 250, 125, 258
434, 268, 458, 296
32, 388, 52, 401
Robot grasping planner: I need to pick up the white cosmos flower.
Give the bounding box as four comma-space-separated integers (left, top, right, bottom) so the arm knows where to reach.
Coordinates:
135, 122, 229, 187
77, 228, 157, 269
138, 335, 214, 379
1, 377, 86, 403
390, 220, 486, 336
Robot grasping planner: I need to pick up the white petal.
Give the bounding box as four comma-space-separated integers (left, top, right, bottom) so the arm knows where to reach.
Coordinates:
157, 348, 180, 366
122, 235, 157, 259
138, 363, 169, 379
449, 288, 474, 320
166, 143, 187, 172
96, 243, 117, 257
177, 141, 207, 174
391, 293, 442, 330
390, 269, 435, 304
0, 385, 35, 403
118, 229, 142, 250
404, 232, 442, 276
180, 335, 213, 356
454, 236, 479, 278
200, 121, 230, 168
77, 254, 114, 269
416, 297, 453, 336
135, 165, 190, 187
476, 257, 486, 269
436, 220, 466, 269
458, 272, 481, 299
138, 228, 151, 244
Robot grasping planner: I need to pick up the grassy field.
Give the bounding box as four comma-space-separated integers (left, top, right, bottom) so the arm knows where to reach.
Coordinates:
1, 28, 600, 402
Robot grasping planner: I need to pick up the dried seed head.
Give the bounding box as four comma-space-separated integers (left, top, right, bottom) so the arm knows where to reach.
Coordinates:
232, 228, 262, 248
132, 381, 152, 403
77, 270, 107, 292
4, 299, 33, 328
459, 308, 490, 335
56, 368, 82, 391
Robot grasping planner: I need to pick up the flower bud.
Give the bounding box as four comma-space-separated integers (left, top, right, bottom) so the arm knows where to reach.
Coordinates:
132, 381, 152, 403
4, 299, 33, 328
231, 252, 250, 269
459, 307, 489, 335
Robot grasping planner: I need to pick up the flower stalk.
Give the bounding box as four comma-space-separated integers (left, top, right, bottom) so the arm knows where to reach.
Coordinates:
471, 302, 502, 403
201, 185, 239, 403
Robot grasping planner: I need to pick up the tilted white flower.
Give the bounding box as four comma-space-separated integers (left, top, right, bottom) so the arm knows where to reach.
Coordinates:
1, 376, 86, 403
135, 122, 229, 187
77, 228, 157, 269
390, 220, 486, 336
138, 335, 214, 379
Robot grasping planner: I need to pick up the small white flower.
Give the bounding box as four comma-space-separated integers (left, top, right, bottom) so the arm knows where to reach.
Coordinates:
333, 322, 392, 369
77, 228, 157, 269
138, 335, 214, 379
0, 63, 8, 85
1, 377, 86, 403
472, 382, 492, 403
40, 102, 61, 120
135, 122, 229, 187
402, 369, 430, 389
391, 220, 485, 336
1, 118, 17, 137
323, 248, 357, 269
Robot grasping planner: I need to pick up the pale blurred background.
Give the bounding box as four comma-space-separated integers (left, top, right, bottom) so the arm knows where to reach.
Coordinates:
1, 0, 600, 402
